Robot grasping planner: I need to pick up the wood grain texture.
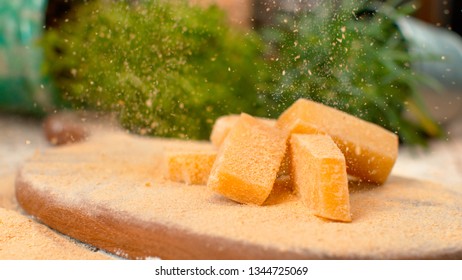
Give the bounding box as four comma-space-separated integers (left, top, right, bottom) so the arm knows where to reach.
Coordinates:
15, 131, 462, 259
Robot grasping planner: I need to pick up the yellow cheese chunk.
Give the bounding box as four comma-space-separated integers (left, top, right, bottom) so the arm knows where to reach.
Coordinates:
290, 134, 351, 222
207, 113, 289, 205
210, 114, 276, 148
165, 151, 217, 185
277, 98, 398, 184
210, 115, 241, 148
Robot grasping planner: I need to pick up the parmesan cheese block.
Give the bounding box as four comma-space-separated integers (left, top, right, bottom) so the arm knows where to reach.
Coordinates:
207, 113, 288, 205
290, 134, 351, 222
210, 114, 276, 148
165, 151, 217, 185
210, 115, 241, 148
277, 98, 398, 184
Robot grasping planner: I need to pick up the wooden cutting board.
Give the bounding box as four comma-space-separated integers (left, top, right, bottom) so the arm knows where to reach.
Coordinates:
15, 131, 462, 259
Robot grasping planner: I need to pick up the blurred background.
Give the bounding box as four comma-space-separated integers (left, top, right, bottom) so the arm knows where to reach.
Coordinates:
415, 0, 461, 35
1, 0, 462, 145
43, 0, 462, 32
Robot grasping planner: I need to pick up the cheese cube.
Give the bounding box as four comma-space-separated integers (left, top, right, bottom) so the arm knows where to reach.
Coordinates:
277, 98, 398, 184
207, 113, 288, 205
290, 134, 351, 222
210, 115, 241, 148
210, 114, 276, 148
165, 151, 217, 185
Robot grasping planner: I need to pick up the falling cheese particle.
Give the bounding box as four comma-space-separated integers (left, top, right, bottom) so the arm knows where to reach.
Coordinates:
277, 98, 398, 184
165, 151, 217, 185
207, 113, 288, 205
290, 134, 351, 222
210, 114, 276, 148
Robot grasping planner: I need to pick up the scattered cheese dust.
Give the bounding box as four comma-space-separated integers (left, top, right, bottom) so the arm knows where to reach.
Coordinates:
15, 130, 462, 259
8, 98, 462, 259
0, 208, 112, 260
